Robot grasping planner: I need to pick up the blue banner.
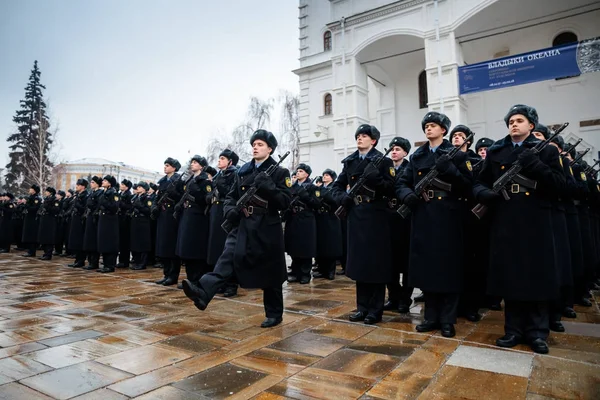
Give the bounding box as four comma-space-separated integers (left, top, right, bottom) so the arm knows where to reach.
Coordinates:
458, 36, 600, 95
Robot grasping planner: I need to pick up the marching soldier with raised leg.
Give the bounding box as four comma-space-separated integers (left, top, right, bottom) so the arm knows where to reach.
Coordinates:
182, 130, 292, 328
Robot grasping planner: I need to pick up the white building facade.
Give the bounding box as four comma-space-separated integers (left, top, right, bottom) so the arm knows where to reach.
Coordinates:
294, 0, 600, 174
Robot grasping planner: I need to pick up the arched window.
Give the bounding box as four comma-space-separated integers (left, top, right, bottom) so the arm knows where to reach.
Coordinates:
553, 31, 579, 80
418, 70, 428, 109
324, 31, 332, 51
324, 93, 332, 115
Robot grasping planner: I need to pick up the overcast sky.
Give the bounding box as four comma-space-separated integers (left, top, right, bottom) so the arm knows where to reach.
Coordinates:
0, 0, 299, 173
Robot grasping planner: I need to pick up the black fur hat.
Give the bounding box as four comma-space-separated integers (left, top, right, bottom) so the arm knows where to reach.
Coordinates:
355, 124, 380, 146
68, 189, 75, 195
551, 134, 565, 150
57, 190, 66, 197
389, 136, 411, 153
219, 149, 240, 166
103, 175, 117, 188
449, 125, 475, 148
296, 163, 312, 176
421, 111, 451, 134
322, 168, 337, 181
164, 157, 181, 171
190, 154, 208, 167
121, 179, 132, 189
45, 187, 56, 196
91, 176, 102, 186
533, 124, 549, 139
137, 182, 149, 191
475, 138, 494, 152
31, 184, 41, 194
149, 182, 158, 191
250, 130, 278, 153
76, 178, 89, 188
504, 104, 538, 127
205, 166, 217, 177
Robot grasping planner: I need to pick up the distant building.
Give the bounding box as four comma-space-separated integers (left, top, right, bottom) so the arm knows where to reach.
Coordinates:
52, 158, 161, 191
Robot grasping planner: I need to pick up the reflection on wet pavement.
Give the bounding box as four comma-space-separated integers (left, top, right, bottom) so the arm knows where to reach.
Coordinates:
0, 253, 599, 399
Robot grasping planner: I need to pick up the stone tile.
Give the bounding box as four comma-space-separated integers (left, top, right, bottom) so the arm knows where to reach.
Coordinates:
108, 365, 193, 397
110, 328, 168, 345
132, 386, 208, 399
561, 320, 600, 338
268, 367, 375, 399
528, 355, 600, 399
446, 345, 534, 377
70, 388, 129, 400
0, 341, 48, 359
347, 329, 425, 358
37, 329, 105, 347
307, 320, 375, 341
418, 365, 529, 399
25, 339, 122, 368
230, 347, 321, 377
268, 331, 350, 357
0, 382, 54, 400
156, 332, 234, 354
20, 361, 132, 399
172, 362, 270, 398
96, 344, 193, 374
311, 348, 402, 379
0, 354, 53, 380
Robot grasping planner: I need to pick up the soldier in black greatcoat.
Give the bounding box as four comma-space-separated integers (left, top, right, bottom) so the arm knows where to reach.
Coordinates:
62, 189, 75, 256
0, 193, 16, 252
53, 190, 66, 256
182, 130, 292, 328
284, 163, 319, 284
313, 168, 343, 280
207, 150, 239, 295
153, 158, 183, 286
83, 176, 102, 270
13, 197, 26, 250
129, 182, 153, 270
473, 104, 564, 354
97, 175, 120, 273
21, 184, 42, 257
397, 113, 473, 337
332, 124, 396, 325
450, 125, 485, 322
175, 154, 212, 285
117, 179, 133, 268
67, 179, 89, 268
384, 137, 413, 314
148, 182, 158, 267
37, 187, 60, 260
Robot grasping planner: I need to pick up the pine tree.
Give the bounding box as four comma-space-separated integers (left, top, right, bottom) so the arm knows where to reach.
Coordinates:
4, 60, 54, 194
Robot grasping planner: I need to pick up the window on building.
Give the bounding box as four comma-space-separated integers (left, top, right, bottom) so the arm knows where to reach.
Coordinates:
553, 31, 579, 80
324, 31, 332, 51
324, 93, 332, 115
418, 70, 428, 109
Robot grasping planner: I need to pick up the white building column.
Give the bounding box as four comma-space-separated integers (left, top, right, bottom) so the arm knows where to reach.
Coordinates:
331, 55, 370, 156
424, 31, 468, 127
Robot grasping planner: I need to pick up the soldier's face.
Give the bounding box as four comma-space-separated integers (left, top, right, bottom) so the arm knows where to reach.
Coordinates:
137, 187, 146, 194
452, 132, 467, 148
478, 147, 487, 159
252, 140, 271, 161
91, 181, 99, 189
390, 146, 407, 161
190, 160, 201, 172
296, 169, 308, 181
44, 190, 51, 197
323, 174, 333, 184
56, 194, 63, 200
29, 188, 35, 195
164, 164, 175, 174
217, 156, 229, 170
424, 123, 445, 140
102, 180, 110, 189
66, 192, 72, 198
356, 134, 375, 151
508, 115, 534, 139
76, 184, 84, 192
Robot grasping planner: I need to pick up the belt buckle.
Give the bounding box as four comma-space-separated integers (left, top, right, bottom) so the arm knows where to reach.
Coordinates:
356, 195, 363, 204
427, 190, 434, 199
246, 205, 254, 215
511, 184, 520, 194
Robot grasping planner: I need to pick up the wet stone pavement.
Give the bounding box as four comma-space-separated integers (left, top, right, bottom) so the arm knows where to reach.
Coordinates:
0, 254, 599, 399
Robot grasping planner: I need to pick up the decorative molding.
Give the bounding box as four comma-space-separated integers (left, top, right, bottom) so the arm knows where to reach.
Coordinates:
328, 0, 429, 31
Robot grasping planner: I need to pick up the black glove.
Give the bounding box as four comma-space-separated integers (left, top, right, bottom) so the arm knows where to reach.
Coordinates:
224, 208, 240, 223
403, 192, 420, 211
341, 194, 354, 209
435, 154, 454, 174
477, 188, 500, 204
518, 149, 539, 169
254, 172, 276, 191
297, 187, 310, 201
362, 162, 380, 180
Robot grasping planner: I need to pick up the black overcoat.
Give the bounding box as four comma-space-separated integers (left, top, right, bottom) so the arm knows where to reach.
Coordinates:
130, 193, 152, 252
155, 173, 182, 259
315, 183, 343, 259
175, 172, 212, 260
284, 180, 319, 258
97, 188, 120, 253
83, 189, 101, 252
68, 191, 89, 251
207, 167, 236, 265
22, 194, 41, 244
37, 195, 60, 245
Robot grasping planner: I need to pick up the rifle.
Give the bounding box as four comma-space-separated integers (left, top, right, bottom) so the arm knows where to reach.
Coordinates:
397, 133, 474, 219
173, 175, 198, 220
584, 159, 600, 175
152, 172, 187, 219
562, 138, 582, 155
570, 148, 590, 166
335, 148, 394, 220
221, 151, 290, 233
287, 175, 319, 213
471, 122, 569, 219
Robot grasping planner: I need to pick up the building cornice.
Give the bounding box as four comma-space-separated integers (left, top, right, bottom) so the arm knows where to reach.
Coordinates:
293, 60, 332, 76
327, 0, 431, 31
